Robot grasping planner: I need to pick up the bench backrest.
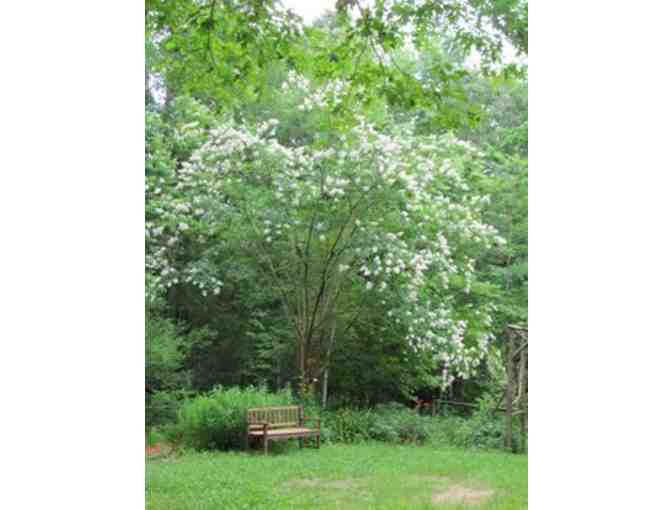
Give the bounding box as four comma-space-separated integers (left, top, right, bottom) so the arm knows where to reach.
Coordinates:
247, 405, 303, 429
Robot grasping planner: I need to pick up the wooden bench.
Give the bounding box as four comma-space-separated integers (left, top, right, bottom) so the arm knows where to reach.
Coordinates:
247, 405, 320, 455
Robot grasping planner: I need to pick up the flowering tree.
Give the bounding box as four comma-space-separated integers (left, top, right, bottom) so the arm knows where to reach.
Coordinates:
146, 73, 504, 400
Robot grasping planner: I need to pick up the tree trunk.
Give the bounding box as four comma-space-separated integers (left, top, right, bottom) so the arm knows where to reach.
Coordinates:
320, 321, 337, 408
321, 367, 329, 408
297, 339, 305, 385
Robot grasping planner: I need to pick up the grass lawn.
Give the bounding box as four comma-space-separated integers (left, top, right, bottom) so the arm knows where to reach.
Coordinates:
146, 443, 527, 509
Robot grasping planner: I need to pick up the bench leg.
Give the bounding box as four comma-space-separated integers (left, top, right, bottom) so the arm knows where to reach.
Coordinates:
264, 437, 269, 455
299, 437, 304, 449
316, 434, 320, 449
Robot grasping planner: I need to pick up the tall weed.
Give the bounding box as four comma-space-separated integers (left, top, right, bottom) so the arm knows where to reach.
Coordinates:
174, 385, 293, 450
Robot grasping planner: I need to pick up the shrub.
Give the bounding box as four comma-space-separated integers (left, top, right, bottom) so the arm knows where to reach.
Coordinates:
321, 408, 375, 443
174, 385, 293, 450
455, 410, 506, 450
320, 404, 432, 445
319, 400, 507, 450
426, 398, 507, 450
371, 404, 433, 443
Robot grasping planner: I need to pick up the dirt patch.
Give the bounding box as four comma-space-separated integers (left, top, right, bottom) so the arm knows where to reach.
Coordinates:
431, 485, 494, 506
286, 479, 358, 490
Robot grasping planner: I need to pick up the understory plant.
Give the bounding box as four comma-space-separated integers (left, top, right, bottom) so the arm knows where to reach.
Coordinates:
320, 404, 433, 444
174, 385, 293, 450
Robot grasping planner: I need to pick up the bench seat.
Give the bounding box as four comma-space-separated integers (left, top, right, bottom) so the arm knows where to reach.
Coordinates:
249, 427, 319, 437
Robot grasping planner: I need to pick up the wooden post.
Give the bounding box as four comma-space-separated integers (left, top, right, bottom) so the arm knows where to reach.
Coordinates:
519, 343, 528, 453
263, 423, 269, 455
504, 336, 514, 452
520, 410, 527, 454
503, 324, 528, 454
299, 406, 304, 448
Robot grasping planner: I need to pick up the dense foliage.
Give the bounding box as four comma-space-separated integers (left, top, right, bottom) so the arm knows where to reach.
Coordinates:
158, 388, 514, 452
170, 385, 294, 450
145, 0, 527, 442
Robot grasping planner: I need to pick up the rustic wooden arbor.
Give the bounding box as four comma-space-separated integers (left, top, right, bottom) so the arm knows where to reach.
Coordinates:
504, 325, 528, 453
425, 324, 528, 453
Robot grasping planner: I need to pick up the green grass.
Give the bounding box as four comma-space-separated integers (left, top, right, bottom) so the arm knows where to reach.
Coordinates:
146, 443, 527, 509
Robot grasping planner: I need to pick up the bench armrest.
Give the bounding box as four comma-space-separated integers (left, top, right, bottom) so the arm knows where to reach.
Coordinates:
248, 422, 269, 433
